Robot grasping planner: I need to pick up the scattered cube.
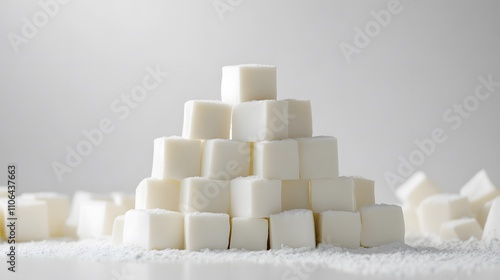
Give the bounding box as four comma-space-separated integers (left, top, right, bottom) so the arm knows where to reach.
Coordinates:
231, 100, 288, 142
135, 178, 180, 212
230, 218, 268, 251
111, 192, 135, 210
202, 139, 251, 179
123, 209, 184, 250
460, 170, 499, 211
318, 211, 361, 249
477, 199, 495, 228
221, 64, 277, 104
20, 192, 70, 237
269, 209, 316, 249
296, 136, 339, 179
1, 199, 49, 242
179, 177, 230, 214
282, 180, 310, 211
77, 201, 127, 239
253, 139, 299, 180
417, 194, 474, 235
65, 191, 111, 237
151, 136, 202, 180
111, 215, 125, 245
230, 176, 282, 218
440, 218, 483, 241
182, 100, 232, 140
360, 204, 405, 247
396, 171, 441, 208
185, 212, 230, 251
402, 205, 420, 235
286, 99, 313, 138
483, 197, 500, 241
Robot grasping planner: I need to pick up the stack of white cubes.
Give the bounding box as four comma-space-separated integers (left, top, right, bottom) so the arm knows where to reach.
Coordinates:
119, 64, 405, 251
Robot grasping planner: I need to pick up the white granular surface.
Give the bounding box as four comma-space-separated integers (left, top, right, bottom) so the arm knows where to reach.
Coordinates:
1, 236, 499, 277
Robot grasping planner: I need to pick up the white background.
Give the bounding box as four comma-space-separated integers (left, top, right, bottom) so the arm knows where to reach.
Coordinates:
0, 0, 499, 204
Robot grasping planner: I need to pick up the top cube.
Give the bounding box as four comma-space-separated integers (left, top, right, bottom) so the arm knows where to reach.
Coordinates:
221, 64, 277, 104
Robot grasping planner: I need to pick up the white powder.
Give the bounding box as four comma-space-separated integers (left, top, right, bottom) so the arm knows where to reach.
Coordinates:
2, 236, 499, 277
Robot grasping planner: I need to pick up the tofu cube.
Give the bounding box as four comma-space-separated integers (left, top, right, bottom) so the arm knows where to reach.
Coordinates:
296, 136, 339, 179
230, 176, 282, 218
460, 170, 499, 211
402, 205, 420, 235
229, 218, 268, 251
77, 201, 127, 239
185, 212, 230, 251
135, 178, 180, 212
286, 99, 313, 138
221, 64, 277, 104
483, 197, 500, 241
269, 209, 316, 249
417, 194, 474, 235
318, 211, 361, 249
111, 215, 125, 245
282, 180, 310, 211
1, 199, 49, 242
231, 100, 288, 142
253, 139, 299, 180
20, 192, 70, 237
440, 218, 483, 241
360, 204, 405, 247
182, 100, 232, 140
123, 209, 184, 250
202, 139, 251, 179
396, 171, 441, 207
179, 177, 230, 214
151, 136, 202, 180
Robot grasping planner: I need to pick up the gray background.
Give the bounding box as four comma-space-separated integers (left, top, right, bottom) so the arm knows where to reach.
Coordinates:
0, 0, 499, 204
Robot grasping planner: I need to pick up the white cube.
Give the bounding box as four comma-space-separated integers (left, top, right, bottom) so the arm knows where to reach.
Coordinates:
483, 197, 500, 241
460, 170, 499, 211
111, 215, 125, 245
269, 209, 316, 249
477, 199, 495, 228
135, 178, 180, 212
318, 211, 361, 249
221, 64, 277, 104
182, 100, 232, 140
230, 176, 282, 218
123, 209, 184, 250
296, 136, 339, 179
202, 139, 250, 179
440, 218, 483, 241
77, 201, 127, 239
185, 212, 230, 251
231, 100, 288, 142
402, 205, 420, 235
286, 99, 313, 138
360, 204, 405, 247
396, 171, 441, 207
253, 139, 299, 180
1, 199, 49, 242
111, 192, 135, 210
179, 177, 230, 214
65, 191, 111, 237
352, 177, 375, 210
230, 218, 268, 251
20, 192, 70, 237
151, 136, 202, 180
417, 194, 474, 235
282, 180, 310, 211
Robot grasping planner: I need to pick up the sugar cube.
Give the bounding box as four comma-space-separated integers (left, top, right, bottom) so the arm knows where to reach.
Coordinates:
318, 211, 361, 249
111, 192, 135, 210
440, 218, 483, 241
360, 204, 405, 247
253, 139, 299, 180
396, 171, 441, 207
151, 136, 201, 180
230, 176, 282, 218
123, 209, 184, 250
269, 209, 316, 249
460, 170, 499, 211
77, 201, 127, 239
65, 191, 111, 237
111, 215, 125, 245
281, 180, 310, 211
1, 199, 49, 242
179, 177, 230, 214
483, 197, 500, 241
286, 99, 313, 138
402, 205, 420, 235
229, 218, 268, 251
231, 100, 288, 142
477, 199, 495, 228
221, 64, 277, 104
20, 192, 70, 237
182, 100, 232, 140
296, 136, 339, 179
135, 178, 180, 212
185, 212, 230, 251
202, 139, 250, 180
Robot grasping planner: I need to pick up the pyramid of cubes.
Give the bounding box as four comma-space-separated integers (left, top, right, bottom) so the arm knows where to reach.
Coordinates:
119, 65, 405, 251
